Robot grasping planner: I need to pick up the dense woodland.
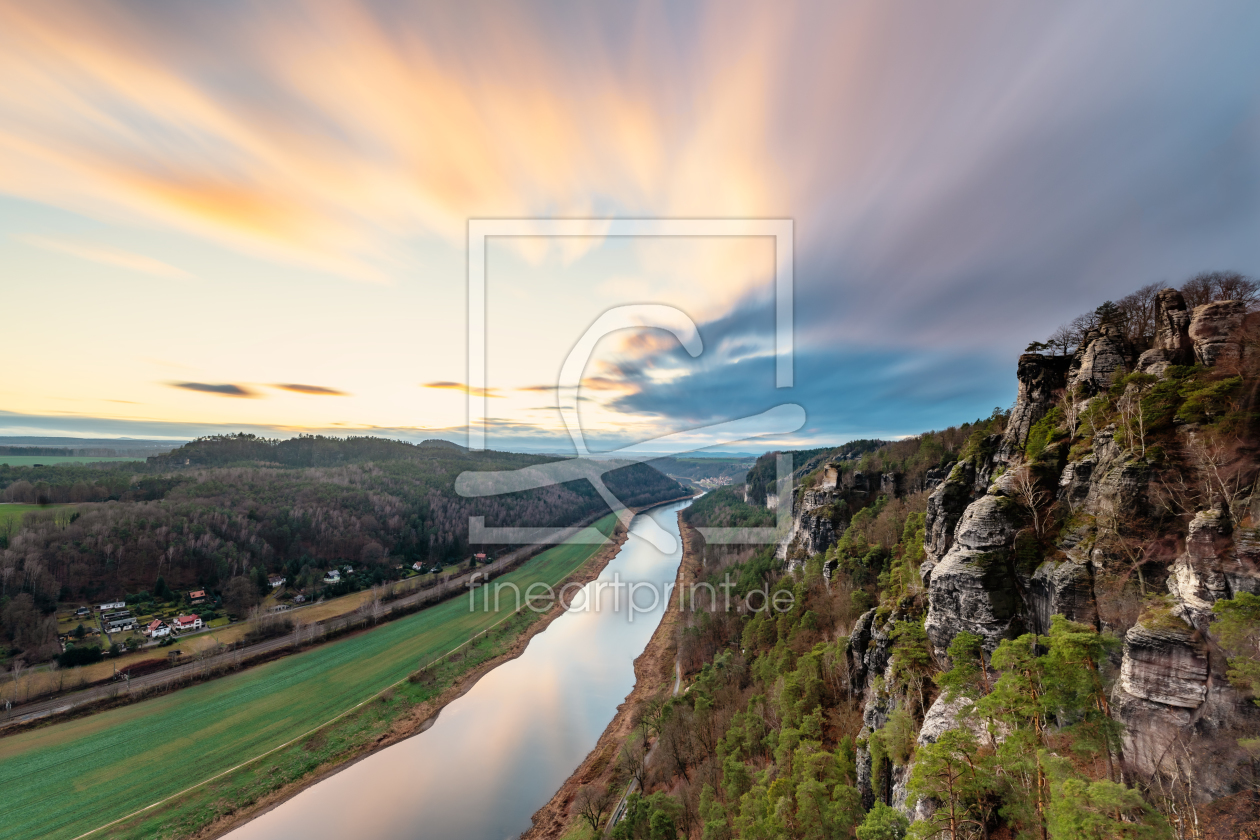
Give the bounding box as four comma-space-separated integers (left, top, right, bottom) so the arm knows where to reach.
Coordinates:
0, 435, 684, 664
580, 272, 1260, 840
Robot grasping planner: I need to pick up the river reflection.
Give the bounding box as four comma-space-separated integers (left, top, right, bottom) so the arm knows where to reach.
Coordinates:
225, 500, 690, 840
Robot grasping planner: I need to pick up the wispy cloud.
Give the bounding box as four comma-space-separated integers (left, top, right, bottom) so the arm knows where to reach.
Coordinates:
423, 381, 503, 398
169, 382, 258, 398
14, 234, 192, 280
272, 383, 349, 396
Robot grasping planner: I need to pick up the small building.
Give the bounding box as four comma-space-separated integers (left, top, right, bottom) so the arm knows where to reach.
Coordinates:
293, 594, 306, 604
474, 553, 487, 562
189, 590, 209, 605
268, 575, 286, 589
75, 606, 91, 617
172, 615, 203, 633
412, 561, 425, 572
269, 604, 291, 613
147, 619, 170, 638
97, 600, 125, 612
323, 570, 341, 584
106, 617, 136, 633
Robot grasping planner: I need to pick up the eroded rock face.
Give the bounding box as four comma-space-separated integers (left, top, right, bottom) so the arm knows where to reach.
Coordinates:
1154, 287, 1193, 359
999, 353, 1071, 461
1167, 506, 1234, 629
1071, 326, 1130, 395
1119, 620, 1208, 708
922, 461, 976, 575
925, 491, 1026, 659
1190, 300, 1246, 367
782, 489, 844, 563
1030, 558, 1099, 633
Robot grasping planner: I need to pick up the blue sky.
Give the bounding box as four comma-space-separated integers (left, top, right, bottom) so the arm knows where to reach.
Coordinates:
2, 1, 1259, 454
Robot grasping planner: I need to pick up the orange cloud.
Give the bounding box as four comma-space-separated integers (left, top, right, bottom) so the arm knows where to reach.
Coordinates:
0, 0, 788, 291
423, 381, 503, 398
273, 384, 349, 396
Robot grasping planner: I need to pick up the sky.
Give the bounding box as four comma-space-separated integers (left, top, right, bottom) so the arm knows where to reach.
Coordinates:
2, 0, 1259, 454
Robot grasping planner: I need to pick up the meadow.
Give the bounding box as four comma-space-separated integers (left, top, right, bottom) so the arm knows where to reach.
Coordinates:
0, 503, 73, 541
0, 515, 617, 840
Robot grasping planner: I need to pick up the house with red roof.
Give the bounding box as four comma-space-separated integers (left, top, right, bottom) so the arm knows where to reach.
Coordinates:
146, 619, 170, 638
171, 614, 203, 633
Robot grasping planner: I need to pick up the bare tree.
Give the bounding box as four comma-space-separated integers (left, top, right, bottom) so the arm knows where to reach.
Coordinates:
1116, 375, 1156, 457
618, 733, 649, 791
1057, 388, 1081, 442
10, 658, 26, 704
1011, 466, 1053, 541
1114, 282, 1164, 346
1182, 270, 1259, 311
1046, 324, 1077, 356
573, 784, 615, 834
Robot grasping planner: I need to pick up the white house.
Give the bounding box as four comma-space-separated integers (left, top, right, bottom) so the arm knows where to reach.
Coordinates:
268, 574, 286, 588
147, 619, 170, 638
98, 601, 125, 611
171, 614, 202, 633
412, 561, 425, 572
323, 569, 341, 584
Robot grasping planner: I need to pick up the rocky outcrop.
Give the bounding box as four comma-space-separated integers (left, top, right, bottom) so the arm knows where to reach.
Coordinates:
924, 486, 1027, 660
1070, 325, 1130, 395
1057, 426, 1148, 519
781, 489, 845, 562
1167, 506, 1234, 630
923, 463, 954, 491
921, 461, 977, 579
1118, 619, 1208, 708
1155, 288, 1194, 359
999, 353, 1071, 461
1113, 613, 1260, 801
1030, 558, 1098, 633
1190, 300, 1246, 368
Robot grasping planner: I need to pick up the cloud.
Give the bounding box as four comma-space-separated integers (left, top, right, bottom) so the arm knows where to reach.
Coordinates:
272, 383, 349, 396
14, 234, 192, 279
169, 382, 258, 398
423, 381, 503, 398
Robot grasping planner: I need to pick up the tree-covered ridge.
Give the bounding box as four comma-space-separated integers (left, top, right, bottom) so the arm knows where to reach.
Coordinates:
0, 434, 685, 664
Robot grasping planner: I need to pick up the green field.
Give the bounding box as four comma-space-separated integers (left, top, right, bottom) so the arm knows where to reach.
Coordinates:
0, 514, 617, 840
0, 504, 73, 533
0, 456, 144, 467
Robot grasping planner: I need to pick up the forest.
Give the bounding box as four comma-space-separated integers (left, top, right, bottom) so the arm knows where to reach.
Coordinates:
0, 434, 684, 664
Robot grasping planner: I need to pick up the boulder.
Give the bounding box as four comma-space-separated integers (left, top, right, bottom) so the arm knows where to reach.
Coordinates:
1136, 348, 1175, 377
1190, 300, 1246, 367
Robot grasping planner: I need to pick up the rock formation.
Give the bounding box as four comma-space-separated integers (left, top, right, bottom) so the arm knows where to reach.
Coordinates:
1190, 299, 1246, 368
999, 353, 1071, 461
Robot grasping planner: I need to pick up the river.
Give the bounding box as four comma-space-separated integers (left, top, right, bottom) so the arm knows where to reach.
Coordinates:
224, 499, 691, 840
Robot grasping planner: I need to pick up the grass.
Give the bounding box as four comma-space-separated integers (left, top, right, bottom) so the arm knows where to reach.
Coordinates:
0, 456, 144, 467
0, 503, 73, 530
0, 514, 617, 840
